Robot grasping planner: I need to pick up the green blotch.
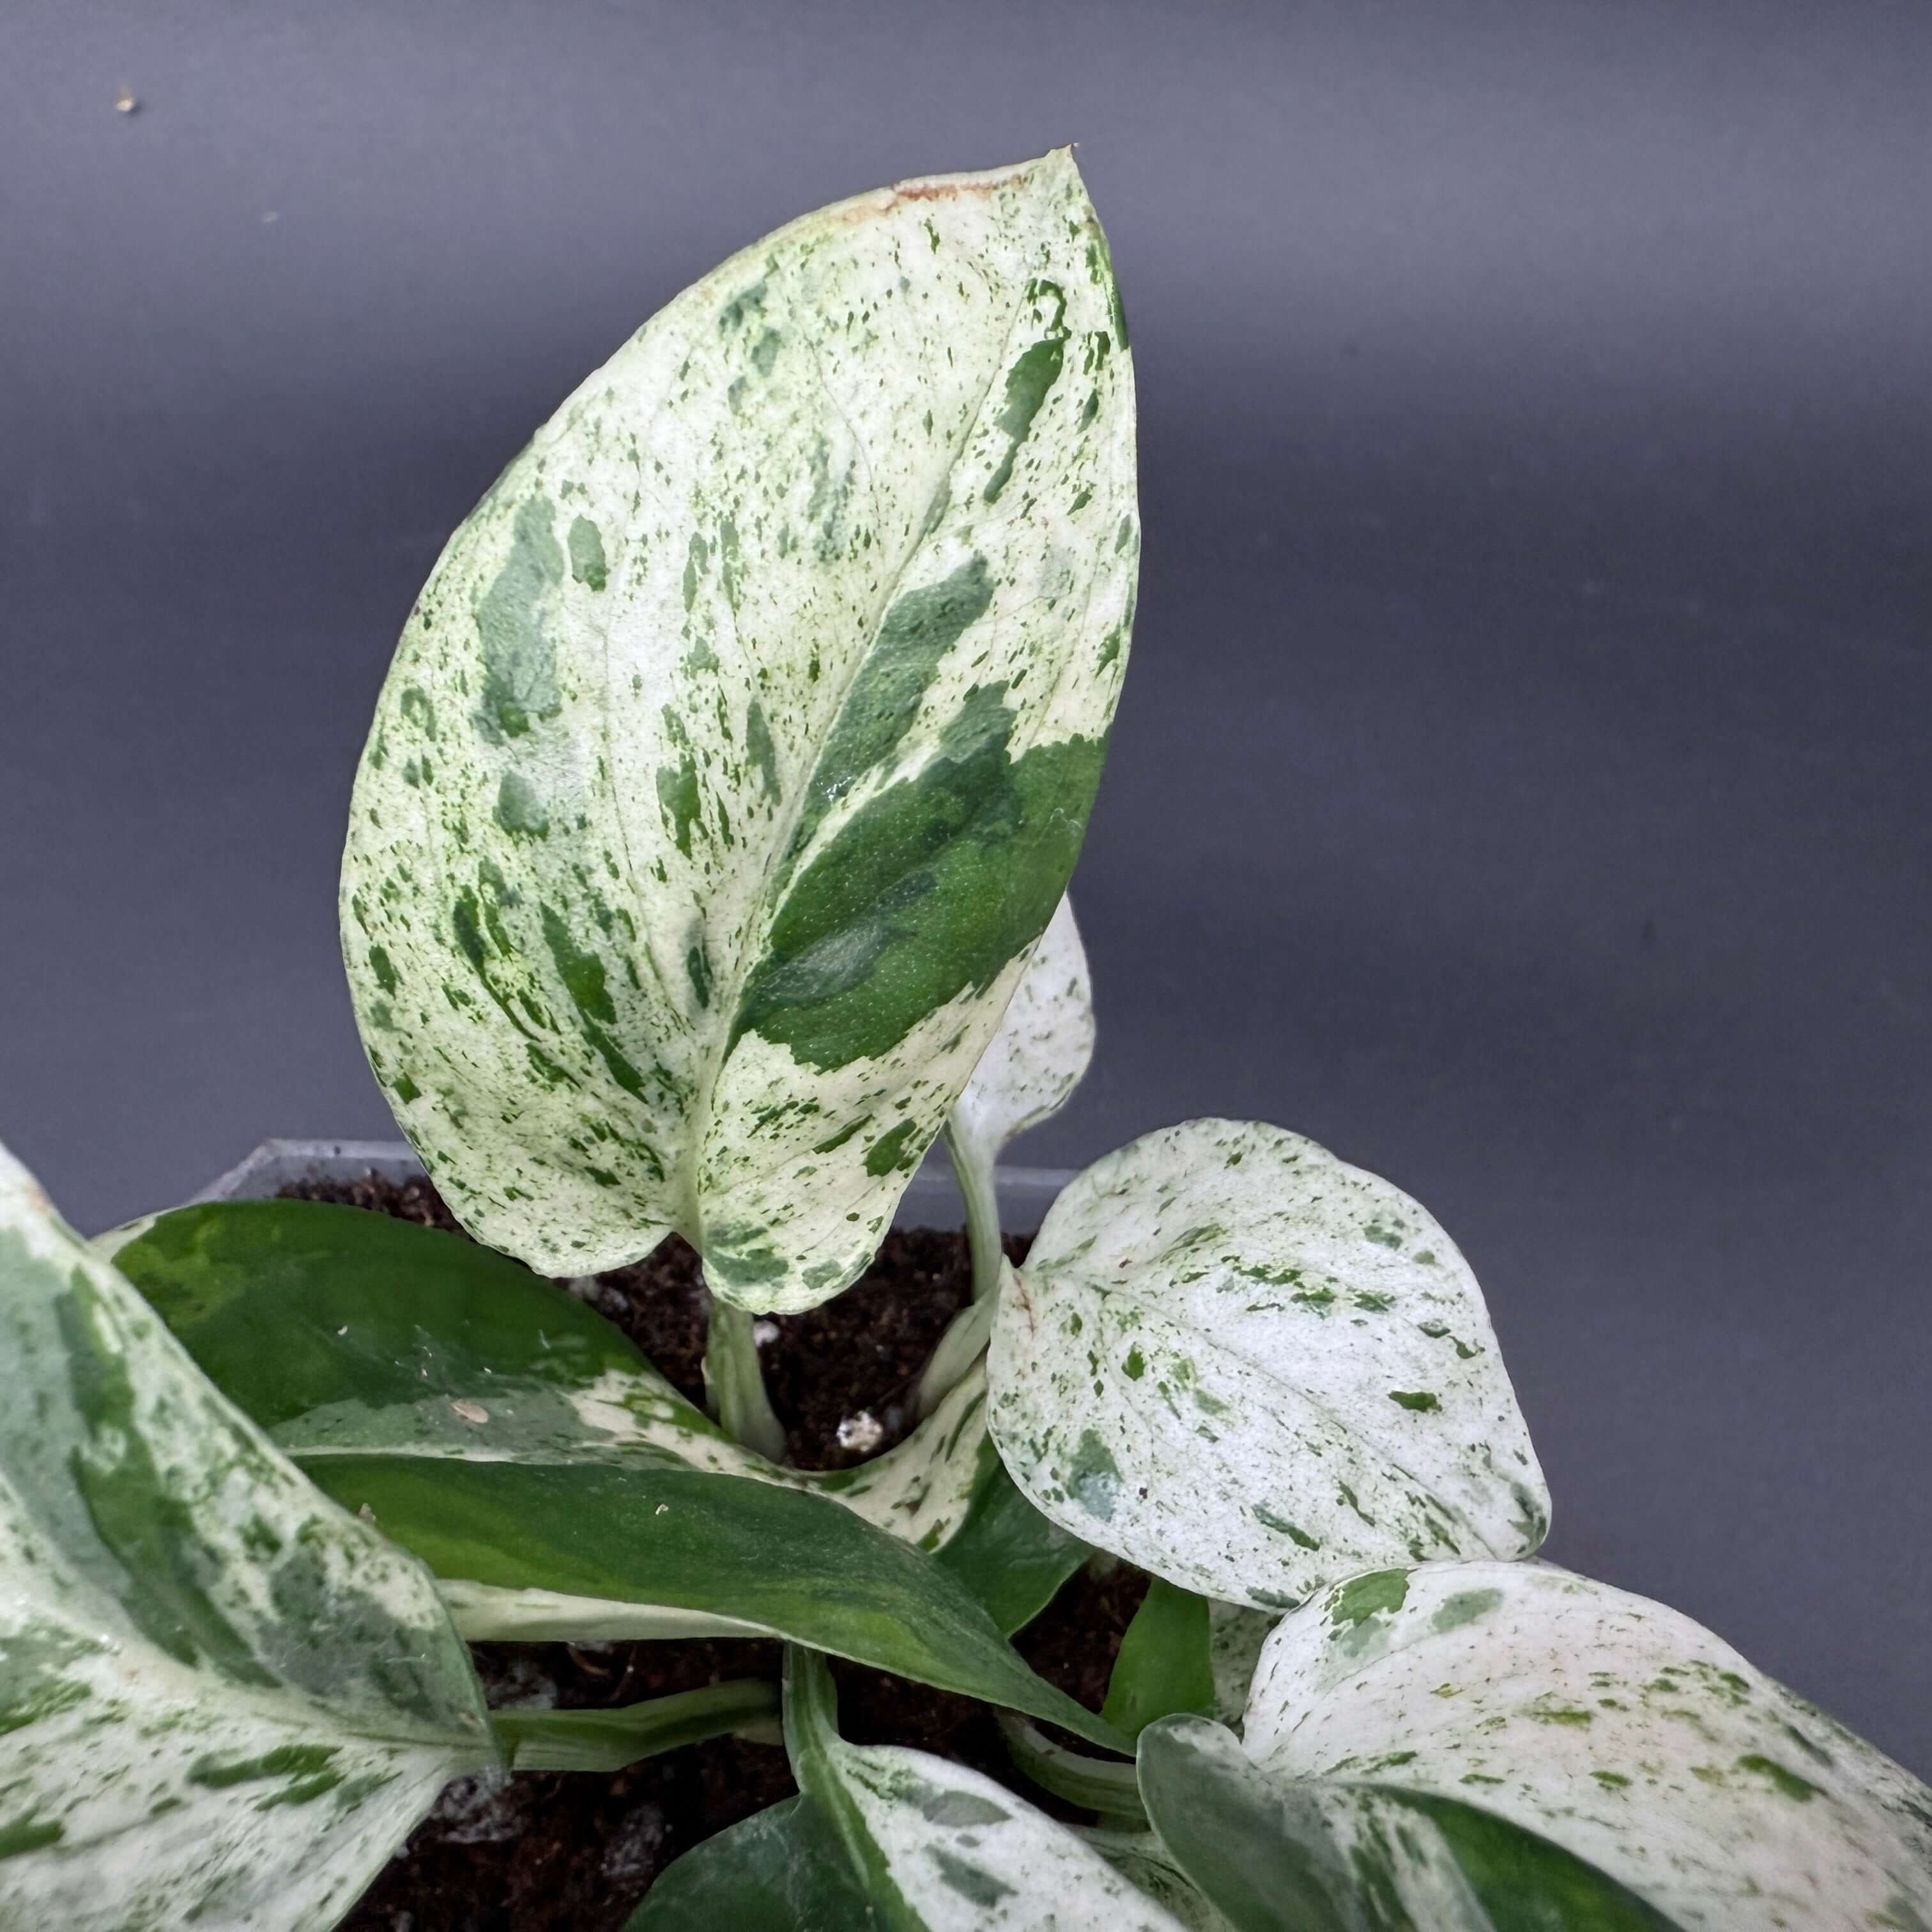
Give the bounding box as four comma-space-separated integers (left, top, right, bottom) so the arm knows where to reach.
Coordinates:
367, 944, 399, 995
908, 1786, 1009, 1827
1737, 1754, 1820, 1801
1353, 1291, 1395, 1312
751, 328, 781, 376
1123, 1344, 1146, 1380
476, 496, 563, 740
1066, 1429, 1121, 1522
1592, 1770, 1632, 1790
983, 330, 1067, 503
1330, 1568, 1408, 1632
656, 753, 702, 857
392, 1073, 422, 1106
567, 515, 607, 591
190, 1742, 341, 1790
785, 555, 995, 868
682, 531, 709, 612
1252, 1505, 1319, 1549
399, 684, 438, 739
1431, 1588, 1502, 1632
734, 695, 1105, 1072
0, 1623, 101, 1734
494, 770, 550, 838
863, 1119, 922, 1177
686, 936, 714, 1010
812, 1116, 870, 1154
541, 905, 647, 1100
744, 699, 781, 801
1389, 1390, 1440, 1412
718, 277, 766, 331
930, 1846, 1015, 1908
703, 1228, 788, 1286
0, 1817, 61, 1859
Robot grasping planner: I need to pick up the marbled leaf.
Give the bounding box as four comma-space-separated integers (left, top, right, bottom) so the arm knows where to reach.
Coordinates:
1241, 1561, 1932, 1928
987, 1119, 1548, 1607
0, 1144, 489, 1932
341, 150, 1138, 1311
785, 1648, 1186, 1931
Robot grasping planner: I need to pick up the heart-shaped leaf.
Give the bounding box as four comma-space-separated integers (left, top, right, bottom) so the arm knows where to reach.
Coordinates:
785, 1648, 1186, 1930
341, 149, 1138, 1312
109, 1199, 1121, 1748
987, 1119, 1549, 1606
0, 1144, 489, 1931
1241, 1561, 1932, 1928
628, 1796, 882, 1932
1138, 1715, 1680, 1931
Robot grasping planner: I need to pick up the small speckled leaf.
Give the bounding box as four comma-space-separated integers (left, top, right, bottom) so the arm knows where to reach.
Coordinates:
986, 1119, 1549, 1607
786, 1650, 1187, 1931
1138, 1715, 1679, 1932
1241, 1561, 1932, 1929
0, 1144, 488, 1932
951, 894, 1094, 1167
341, 149, 1137, 1312
628, 1795, 883, 1932
109, 1200, 1116, 1743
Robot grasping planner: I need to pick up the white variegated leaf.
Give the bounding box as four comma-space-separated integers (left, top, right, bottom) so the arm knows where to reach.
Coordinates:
986, 1119, 1549, 1607
1243, 1560, 1932, 1929
0, 1144, 489, 1931
785, 1650, 1187, 1931
1207, 1600, 1280, 1729
951, 893, 1094, 1169
342, 149, 1138, 1312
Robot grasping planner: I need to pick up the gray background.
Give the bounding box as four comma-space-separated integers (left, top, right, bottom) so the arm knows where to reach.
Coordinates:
5, 3, 1929, 1770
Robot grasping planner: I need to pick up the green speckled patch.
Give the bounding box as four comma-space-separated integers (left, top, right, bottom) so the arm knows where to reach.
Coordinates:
341, 150, 1138, 1311
986, 1118, 1549, 1607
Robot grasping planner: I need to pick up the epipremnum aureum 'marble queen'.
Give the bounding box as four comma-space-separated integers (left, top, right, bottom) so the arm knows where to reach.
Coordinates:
341, 149, 1137, 1310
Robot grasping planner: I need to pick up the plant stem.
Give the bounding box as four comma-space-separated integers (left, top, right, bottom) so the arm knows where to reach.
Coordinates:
912, 1294, 994, 1420
995, 1712, 1147, 1827
489, 1678, 779, 1772
946, 1121, 1006, 1305
703, 1291, 787, 1462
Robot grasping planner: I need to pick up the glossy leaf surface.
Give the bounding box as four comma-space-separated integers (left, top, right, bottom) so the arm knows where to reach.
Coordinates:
341, 149, 1138, 1311
0, 1144, 488, 1932
988, 1119, 1549, 1606
112, 1200, 1123, 1747
786, 1650, 1184, 1931
1139, 1716, 1679, 1932
1243, 1561, 1932, 1928
629, 1797, 881, 1932
1102, 1579, 1215, 1740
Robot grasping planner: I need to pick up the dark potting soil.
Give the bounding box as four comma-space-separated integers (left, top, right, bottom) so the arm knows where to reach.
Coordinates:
278, 1170, 1147, 1932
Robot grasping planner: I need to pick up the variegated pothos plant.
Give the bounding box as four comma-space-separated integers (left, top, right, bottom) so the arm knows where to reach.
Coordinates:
6, 150, 1926, 1932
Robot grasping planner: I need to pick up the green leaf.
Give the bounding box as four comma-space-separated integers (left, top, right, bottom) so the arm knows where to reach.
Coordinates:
930, 1438, 1089, 1636
341, 149, 1138, 1314
1103, 1579, 1214, 1739
1241, 1561, 1932, 1928
307, 1454, 1124, 1751
112, 1198, 1121, 1745
986, 1119, 1549, 1606
784, 1649, 1186, 1930
0, 1142, 489, 1931
112, 1199, 987, 1549
628, 1797, 883, 1932
490, 1680, 778, 1771
1138, 1716, 1680, 1932
1206, 1601, 1278, 1728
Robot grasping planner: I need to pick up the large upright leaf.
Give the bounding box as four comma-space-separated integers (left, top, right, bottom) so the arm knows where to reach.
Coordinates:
784, 1648, 1186, 1931
341, 148, 1138, 1311
987, 1119, 1549, 1607
107, 1199, 1121, 1749
1241, 1560, 1932, 1928
0, 1144, 489, 1931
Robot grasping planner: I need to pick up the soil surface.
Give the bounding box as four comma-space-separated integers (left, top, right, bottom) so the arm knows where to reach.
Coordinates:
279, 1170, 1145, 1932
